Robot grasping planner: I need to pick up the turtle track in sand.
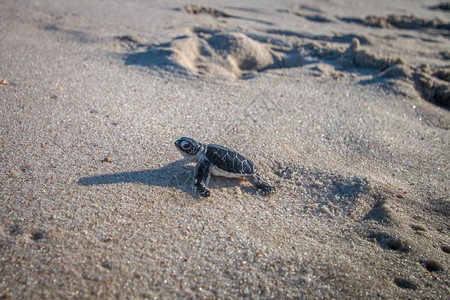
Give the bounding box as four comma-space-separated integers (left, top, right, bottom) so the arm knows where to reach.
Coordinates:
273, 162, 449, 293
272, 161, 372, 220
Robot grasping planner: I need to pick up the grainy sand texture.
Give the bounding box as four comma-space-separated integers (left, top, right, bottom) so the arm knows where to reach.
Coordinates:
1, 0, 449, 298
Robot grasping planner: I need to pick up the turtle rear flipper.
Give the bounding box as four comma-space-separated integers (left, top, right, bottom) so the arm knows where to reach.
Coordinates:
249, 175, 276, 194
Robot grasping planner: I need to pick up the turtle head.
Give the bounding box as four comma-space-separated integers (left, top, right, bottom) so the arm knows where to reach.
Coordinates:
175, 137, 202, 158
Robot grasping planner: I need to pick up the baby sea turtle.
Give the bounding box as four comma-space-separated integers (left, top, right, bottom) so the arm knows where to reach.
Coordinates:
175, 137, 275, 197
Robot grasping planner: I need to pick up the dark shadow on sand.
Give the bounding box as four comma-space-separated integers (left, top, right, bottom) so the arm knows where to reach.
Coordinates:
77, 160, 194, 195
124, 47, 179, 71
77, 160, 254, 196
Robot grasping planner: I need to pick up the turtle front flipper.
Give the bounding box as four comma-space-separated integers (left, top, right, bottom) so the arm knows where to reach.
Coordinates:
194, 160, 211, 197
249, 174, 276, 194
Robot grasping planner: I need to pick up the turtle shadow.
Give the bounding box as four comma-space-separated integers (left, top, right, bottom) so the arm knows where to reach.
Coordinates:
77, 160, 256, 197
77, 160, 194, 195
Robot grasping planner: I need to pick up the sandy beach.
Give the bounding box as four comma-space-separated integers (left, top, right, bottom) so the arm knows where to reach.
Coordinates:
1, 0, 449, 298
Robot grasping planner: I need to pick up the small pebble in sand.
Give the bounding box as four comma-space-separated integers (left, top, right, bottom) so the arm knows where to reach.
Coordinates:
0, 292, 9, 299
9, 224, 22, 236
441, 245, 450, 253
423, 260, 442, 272
101, 261, 112, 270
393, 277, 417, 290
320, 205, 333, 216
20, 165, 33, 173
411, 224, 427, 232
387, 238, 405, 251
0, 78, 7, 85
32, 231, 45, 241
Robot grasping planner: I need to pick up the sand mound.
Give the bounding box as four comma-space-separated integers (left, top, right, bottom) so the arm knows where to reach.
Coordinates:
171, 32, 278, 77
205, 33, 275, 71
125, 29, 303, 78
337, 38, 400, 70
123, 26, 448, 106
338, 40, 449, 107
294, 37, 448, 107
414, 66, 450, 106
124, 31, 448, 106
303, 37, 401, 71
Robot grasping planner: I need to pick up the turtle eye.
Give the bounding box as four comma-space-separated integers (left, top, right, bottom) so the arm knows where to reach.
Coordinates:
181, 141, 191, 150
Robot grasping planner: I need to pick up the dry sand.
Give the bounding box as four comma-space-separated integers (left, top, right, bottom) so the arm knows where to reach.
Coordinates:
1, 0, 449, 298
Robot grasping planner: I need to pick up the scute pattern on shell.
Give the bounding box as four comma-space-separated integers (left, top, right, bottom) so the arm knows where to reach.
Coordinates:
206, 144, 256, 175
